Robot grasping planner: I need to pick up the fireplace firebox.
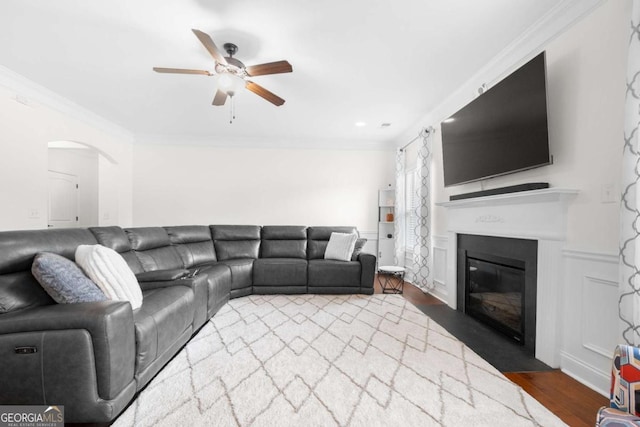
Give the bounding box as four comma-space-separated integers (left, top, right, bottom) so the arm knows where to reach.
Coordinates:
457, 234, 537, 354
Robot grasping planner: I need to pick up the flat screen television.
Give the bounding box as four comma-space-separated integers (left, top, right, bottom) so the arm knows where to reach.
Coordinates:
441, 52, 551, 187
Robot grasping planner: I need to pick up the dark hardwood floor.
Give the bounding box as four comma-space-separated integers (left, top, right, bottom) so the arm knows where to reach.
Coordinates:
373, 276, 609, 427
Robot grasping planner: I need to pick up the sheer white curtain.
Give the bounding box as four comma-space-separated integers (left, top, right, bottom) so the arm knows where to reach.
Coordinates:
620, 0, 640, 345
394, 149, 406, 266
408, 127, 433, 291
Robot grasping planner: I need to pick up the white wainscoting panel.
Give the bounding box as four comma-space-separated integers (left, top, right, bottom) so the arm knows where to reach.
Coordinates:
432, 235, 448, 302
360, 231, 378, 259
560, 249, 619, 396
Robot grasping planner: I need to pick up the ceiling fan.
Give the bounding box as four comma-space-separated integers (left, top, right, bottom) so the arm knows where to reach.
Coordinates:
153, 29, 292, 107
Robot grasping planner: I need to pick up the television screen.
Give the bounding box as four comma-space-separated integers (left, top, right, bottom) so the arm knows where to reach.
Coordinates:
441, 52, 550, 187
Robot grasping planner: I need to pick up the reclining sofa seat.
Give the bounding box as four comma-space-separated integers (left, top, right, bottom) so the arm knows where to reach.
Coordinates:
307, 226, 375, 295
95, 226, 207, 329
164, 225, 231, 317
0, 228, 137, 423
89, 226, 196, 392
210, 225, 260, 298
254, 226, 308, 294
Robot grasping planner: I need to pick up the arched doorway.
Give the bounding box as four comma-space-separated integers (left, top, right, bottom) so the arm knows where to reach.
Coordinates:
47, 141, 118, 228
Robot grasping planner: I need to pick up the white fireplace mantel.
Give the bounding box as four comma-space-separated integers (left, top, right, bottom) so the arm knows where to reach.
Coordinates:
435, 188, 578, 367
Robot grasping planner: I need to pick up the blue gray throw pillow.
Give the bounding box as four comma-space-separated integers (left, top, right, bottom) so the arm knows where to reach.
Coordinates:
32, 252, 107, 304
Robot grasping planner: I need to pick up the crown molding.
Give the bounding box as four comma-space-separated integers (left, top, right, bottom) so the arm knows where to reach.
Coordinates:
0, 65, 134, 143
396, 0, 606, 146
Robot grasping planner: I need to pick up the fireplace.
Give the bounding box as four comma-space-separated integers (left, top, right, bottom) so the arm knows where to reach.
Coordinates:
436, 188, 578, 366
457, 234, 537, 355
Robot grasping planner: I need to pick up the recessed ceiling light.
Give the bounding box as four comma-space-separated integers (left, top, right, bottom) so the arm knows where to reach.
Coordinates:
443, 118, 455, 123
355, 121, 367, 127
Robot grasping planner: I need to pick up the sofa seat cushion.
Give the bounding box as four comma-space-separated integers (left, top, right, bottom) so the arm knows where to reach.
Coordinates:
308, 260, 361, 287
216, 259, 254, 291
253, 258, 307, 287
196, 264, 232, 317
134, 286, 194, 377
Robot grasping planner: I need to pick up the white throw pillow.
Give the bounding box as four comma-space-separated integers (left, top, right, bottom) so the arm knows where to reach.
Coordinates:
75, 244, 143, 310
324, 232, 358, 262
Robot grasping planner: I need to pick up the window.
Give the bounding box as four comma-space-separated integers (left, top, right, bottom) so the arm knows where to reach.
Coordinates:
405, 168, 419, 251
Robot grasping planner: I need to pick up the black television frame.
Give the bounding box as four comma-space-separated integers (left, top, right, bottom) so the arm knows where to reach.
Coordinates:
441, 52, 552, 187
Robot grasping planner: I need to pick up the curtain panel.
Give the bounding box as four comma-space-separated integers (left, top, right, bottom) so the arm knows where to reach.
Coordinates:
394, 149, 406, 266
409, 127, 434, 291
620, 0, 640, 345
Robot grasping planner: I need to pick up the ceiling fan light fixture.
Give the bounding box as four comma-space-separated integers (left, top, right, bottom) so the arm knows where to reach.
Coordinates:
215, 73, 245, 96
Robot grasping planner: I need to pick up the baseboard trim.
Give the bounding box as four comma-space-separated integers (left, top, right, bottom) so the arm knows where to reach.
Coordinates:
429, 286, 448, 304
560, 350, 609, 397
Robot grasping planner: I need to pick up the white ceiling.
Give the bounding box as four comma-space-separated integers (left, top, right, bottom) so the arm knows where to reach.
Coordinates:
0, 0, 591, 148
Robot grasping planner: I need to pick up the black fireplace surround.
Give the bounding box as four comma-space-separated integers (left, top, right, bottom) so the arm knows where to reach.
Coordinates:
457, 234, 537, 354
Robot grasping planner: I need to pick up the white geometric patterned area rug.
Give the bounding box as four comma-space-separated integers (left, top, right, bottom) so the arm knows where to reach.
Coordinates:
113, 294, 566, 426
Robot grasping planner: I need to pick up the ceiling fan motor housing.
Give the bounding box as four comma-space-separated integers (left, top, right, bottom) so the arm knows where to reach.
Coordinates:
225, 56, 246, 71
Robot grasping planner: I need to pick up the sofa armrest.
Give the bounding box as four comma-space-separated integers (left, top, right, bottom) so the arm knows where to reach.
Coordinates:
358, 252, 376, 290
136, 268, 189, 282
0, 301, 135, 402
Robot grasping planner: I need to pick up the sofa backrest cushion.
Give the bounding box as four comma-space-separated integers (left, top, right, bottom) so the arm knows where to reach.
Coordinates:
211, 225, 261, 261
125, 227, 184, 271
165, 225, 216, 267
0, 228, 97, 313
307, 226, 359, 259
89, 226, 144, 274
261, 226, 307, 259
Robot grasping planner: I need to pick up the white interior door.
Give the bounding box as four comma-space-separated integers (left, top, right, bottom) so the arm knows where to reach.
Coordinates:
48, 170, 78, 228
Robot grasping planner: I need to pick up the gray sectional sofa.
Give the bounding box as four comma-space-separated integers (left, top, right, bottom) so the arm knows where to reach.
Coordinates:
0, 224, 375, 423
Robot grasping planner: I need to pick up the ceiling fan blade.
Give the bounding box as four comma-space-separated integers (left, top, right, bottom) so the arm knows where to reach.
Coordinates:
245, 60, 293, 77
153, 67, 211, 75
245, 81, 285, 106
212, 89, 228, 106
191, 29, 228, 66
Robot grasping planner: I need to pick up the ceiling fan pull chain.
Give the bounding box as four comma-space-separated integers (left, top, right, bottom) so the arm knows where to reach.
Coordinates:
233, 97, 237, 121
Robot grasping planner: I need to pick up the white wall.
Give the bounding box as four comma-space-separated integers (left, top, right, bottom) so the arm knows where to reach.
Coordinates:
411, 0, 629, 395
0, 83, 134, 231
132, 143, 394, 237
431, 0, 627, 252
